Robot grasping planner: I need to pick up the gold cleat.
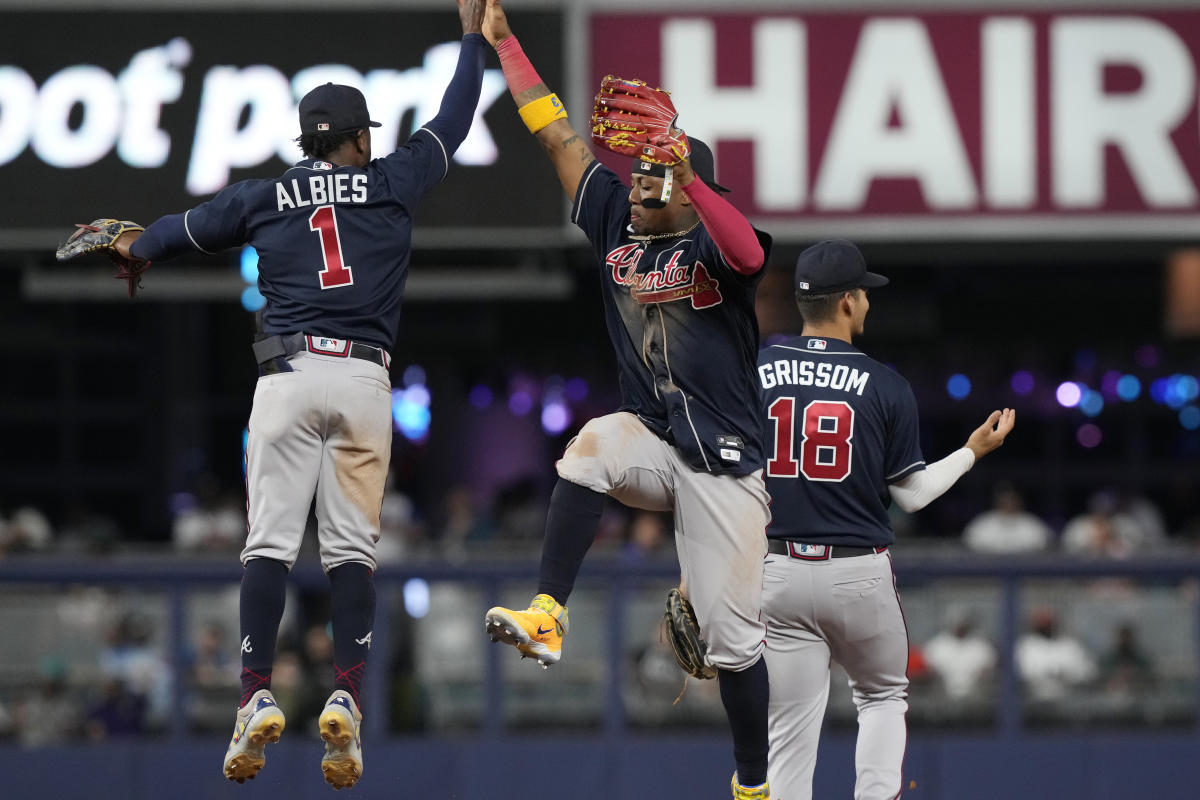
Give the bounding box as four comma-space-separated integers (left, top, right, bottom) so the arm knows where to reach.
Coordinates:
484, 593, 569, 667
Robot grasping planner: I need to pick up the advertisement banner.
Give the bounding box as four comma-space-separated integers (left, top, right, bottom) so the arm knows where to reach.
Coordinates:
590, 9, 1200, 238
0, 11, 564, 245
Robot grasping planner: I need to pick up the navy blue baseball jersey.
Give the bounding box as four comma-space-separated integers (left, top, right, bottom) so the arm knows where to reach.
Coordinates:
131, 35, 487, 352
572, 161, 771, 475
758, 335, 925, 546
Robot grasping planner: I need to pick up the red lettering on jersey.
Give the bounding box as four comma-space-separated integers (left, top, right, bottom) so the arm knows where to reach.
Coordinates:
607, 244, 644, 284
631, 260, 724, 309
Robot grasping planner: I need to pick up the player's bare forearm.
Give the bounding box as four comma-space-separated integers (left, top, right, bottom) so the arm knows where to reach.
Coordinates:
536, 120, 595, 197
484, 1, 590, 196
459, 0, 484, 35
512, 82, 549, 107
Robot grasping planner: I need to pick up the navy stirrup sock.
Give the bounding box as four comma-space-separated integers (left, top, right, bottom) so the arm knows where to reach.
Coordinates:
536, 479, 607, 605
239, 557, 289, 707
718, 658, 771, 787
329, 562, 376, 707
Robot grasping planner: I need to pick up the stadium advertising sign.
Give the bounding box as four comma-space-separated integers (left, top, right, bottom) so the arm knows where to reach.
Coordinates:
0, 12, 563, 242
590, 10, 1200, 238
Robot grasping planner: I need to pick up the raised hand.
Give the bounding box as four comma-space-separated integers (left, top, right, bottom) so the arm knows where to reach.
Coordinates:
965, 408, 1016, 461
459, 0, 484, 35
482, 0, 512, 47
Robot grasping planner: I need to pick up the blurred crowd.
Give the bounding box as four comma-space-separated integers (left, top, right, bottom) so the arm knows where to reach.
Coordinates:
4, 470, 1200, 563
1, 473, 1198, 747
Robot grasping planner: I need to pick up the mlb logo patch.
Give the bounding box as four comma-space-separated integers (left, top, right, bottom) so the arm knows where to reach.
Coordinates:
306, 335, 350, 357
791, 543, 828, 559
798, 281, 810, 290
314, 161, 333, 170
317, 122, 330, 131
640, 162, 653, 172
807, 339, 827, 350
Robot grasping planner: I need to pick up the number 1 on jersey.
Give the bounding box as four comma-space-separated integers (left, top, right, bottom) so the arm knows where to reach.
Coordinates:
310, 205, 354, 289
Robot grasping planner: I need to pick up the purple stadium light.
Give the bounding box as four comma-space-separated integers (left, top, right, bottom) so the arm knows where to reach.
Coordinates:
508, 390, 534, 416
541, 401, 572, 435
564, 377, 589, 403
1055, 381, 1083, 408
1010, 370, 1035, 396
1100, 370, 1122, 400
1076, 423, 1103, 448
468, 384, 494, 409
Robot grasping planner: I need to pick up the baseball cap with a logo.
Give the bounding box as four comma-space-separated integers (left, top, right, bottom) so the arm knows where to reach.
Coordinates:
794, 239, 889, 295
298, 83, 382, 135
635, 137, 731, 194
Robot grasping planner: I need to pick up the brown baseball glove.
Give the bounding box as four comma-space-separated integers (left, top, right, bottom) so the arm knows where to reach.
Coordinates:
56, 218, 150, 298
664, 587, 716, 680
591, 75, 691, 166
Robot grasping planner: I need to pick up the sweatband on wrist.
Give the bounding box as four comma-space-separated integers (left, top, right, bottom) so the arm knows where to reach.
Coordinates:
518, 93, 568, 133
496, 36, 542, 95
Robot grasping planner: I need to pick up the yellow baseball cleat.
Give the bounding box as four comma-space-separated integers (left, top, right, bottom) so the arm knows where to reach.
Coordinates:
222, 689, 286, 783
484, 593, 569, 668
731, 773, 770, 799
319, 690, 364, 790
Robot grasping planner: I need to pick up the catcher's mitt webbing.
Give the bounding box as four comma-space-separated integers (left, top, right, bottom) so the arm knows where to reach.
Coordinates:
518, 93, 567, 134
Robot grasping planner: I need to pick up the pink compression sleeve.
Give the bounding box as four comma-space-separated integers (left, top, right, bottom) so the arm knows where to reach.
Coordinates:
495, 36, 543, 96
681, 178, 764, 275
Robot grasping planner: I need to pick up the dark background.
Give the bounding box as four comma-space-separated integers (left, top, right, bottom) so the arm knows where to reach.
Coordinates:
1, 236, 1195, 545
0, 10, 1196, 549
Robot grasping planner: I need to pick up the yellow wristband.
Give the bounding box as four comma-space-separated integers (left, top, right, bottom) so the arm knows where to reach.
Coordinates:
518, 93, 568, 134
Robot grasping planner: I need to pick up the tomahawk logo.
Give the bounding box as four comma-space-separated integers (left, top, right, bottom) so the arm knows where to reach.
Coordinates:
355, 631, 373, 649
241, 636, 253, 654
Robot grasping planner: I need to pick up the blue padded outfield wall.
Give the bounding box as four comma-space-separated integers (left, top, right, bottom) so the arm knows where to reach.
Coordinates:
2, 733, 1199, 799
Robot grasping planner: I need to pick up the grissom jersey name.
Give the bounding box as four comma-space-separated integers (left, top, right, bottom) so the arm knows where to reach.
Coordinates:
758, 359, 871, 396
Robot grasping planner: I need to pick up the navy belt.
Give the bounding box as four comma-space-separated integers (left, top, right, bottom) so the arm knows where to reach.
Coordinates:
767, 539, 887, 560
253, 333, 389, 369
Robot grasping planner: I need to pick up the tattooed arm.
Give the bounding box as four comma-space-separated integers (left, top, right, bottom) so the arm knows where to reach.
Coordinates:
484, 0, 595, 198
534, 121, 596, 199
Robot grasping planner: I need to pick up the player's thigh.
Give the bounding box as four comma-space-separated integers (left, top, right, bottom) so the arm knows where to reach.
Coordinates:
244, 366, 325, 566
315, 360, 393, 570
764, 558, 830, 800
555, 412, 674, 510
825, 555, 909, 696
672, 469, 769, 667
764, 557, 832, 704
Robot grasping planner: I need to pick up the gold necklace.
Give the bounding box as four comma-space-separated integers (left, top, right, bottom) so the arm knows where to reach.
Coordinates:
629, 219, 701, 243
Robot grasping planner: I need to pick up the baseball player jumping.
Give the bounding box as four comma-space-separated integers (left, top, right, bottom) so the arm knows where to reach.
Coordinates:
758, 240, 1015, 799
57, 1, 488, 788
478, 2, 774, 796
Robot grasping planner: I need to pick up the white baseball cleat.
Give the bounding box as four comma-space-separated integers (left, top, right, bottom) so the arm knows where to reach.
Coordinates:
319, 690, 364, 790
222, 689, 286, 783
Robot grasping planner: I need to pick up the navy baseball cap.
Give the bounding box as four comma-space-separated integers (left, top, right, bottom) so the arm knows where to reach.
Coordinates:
794, 239, 889, 295
298, 83, 381, 135
634, 137, 731, 193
